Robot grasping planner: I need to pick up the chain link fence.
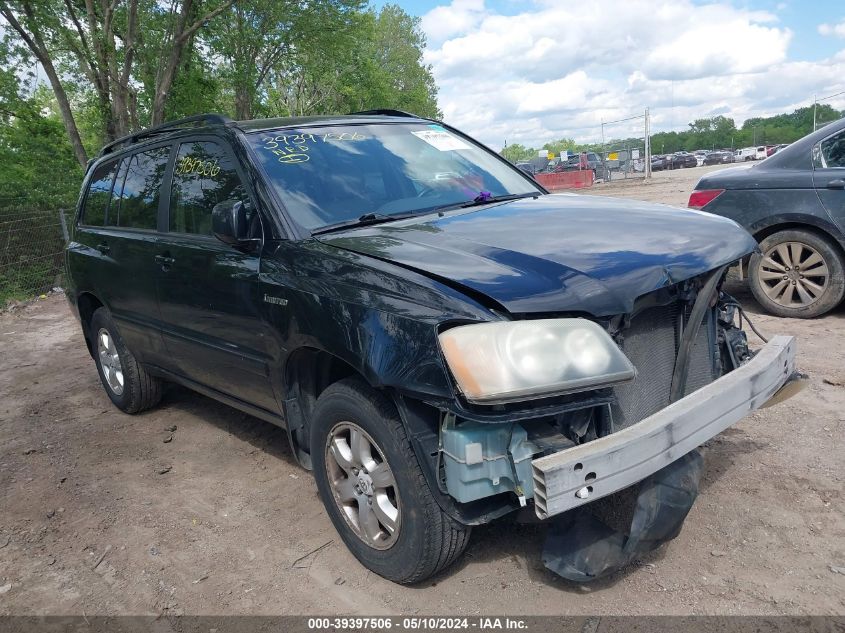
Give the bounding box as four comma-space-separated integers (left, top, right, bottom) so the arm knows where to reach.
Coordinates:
597, 110, 651, 181
0, 189, 77, 306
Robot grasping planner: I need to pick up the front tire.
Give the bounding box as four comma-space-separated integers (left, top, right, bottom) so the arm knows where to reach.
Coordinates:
90, 307, 162, 413
749, 229, 845, 318
311, 377, 470, 584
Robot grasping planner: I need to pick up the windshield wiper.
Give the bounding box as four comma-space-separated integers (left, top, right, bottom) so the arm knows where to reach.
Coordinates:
460, 192, 539, 208
312, 193, 540, 236
311, 211, 424, 236
435, 192, 539, 214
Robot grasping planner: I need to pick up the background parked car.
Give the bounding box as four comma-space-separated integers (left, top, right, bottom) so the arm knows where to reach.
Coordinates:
689, 117, 845, 318
670, 151, 697, 169
650, 154, 669, 171
734, 147, 758, 161
703, 150, 734, 165
516, 162, 537, 177
561, 151, 610, 181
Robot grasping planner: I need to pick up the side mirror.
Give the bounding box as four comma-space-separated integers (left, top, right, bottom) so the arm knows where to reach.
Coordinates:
212, 200, 260, 251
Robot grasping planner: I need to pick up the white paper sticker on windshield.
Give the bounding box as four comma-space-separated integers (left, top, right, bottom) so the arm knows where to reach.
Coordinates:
412, 129, 470, 151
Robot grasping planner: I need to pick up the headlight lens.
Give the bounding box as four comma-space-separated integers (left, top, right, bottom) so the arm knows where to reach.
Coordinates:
438, 318, 636, 404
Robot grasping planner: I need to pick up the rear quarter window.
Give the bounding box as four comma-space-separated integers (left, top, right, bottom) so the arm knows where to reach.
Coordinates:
817, 131, 845, 168
81, 160, 118, 226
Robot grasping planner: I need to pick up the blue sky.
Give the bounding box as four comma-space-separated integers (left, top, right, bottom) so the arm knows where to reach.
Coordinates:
374, 0, 845, 147
383, 0, 841, 60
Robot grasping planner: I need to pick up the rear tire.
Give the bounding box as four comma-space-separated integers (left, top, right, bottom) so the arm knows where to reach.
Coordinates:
90, 307, 162, 413
311, 377, 470, 584
749, 229, 845, 318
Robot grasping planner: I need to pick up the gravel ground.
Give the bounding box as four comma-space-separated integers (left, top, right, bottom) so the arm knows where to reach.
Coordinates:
1, 164, 843, 615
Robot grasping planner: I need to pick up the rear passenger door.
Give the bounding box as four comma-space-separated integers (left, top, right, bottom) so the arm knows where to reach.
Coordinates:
154, 138, 277, 411
71, 145, 172, 364
813, 129, 845, 236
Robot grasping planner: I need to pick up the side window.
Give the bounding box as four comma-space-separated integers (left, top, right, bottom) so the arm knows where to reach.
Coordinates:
81, 160, 117, 226
110, 146, 170, 230
169, 141, 248, 235
817, 131, 845, 169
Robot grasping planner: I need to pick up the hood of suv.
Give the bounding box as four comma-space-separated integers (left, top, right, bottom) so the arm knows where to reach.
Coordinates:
318, 194, 756, 316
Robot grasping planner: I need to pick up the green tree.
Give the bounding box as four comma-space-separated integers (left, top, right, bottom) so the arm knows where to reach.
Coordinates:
500, 143, 535, 163
357, 5, 440, 117
0, 86, 82, 203
0, 0, 234, 165
207, 0, 364, 120
542, 137, 576, 156
262, 4, 439, 118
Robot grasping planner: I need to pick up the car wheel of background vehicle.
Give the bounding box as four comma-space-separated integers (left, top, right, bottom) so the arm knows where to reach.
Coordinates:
90, 307, 162, 413
749, 229, 845, 318
311, 377, 471, 584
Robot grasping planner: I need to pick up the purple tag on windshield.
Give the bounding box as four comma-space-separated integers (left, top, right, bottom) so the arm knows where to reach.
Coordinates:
474, 191, 492, 203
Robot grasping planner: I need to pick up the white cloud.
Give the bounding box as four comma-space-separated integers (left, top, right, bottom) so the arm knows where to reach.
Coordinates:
421, 0, 845, 148
819, 20, 845, 38
420, 0, 486, 46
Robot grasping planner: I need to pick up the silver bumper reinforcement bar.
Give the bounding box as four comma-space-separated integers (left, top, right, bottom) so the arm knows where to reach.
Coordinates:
532, 335, 797, 519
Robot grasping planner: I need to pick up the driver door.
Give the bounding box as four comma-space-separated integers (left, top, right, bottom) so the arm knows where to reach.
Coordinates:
154, 137, 277, 411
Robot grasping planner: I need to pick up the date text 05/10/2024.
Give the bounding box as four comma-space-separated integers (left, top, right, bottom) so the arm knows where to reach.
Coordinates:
306, 617, 529, 630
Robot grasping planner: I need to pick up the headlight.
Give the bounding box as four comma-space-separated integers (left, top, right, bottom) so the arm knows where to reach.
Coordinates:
438, 319, 636, 404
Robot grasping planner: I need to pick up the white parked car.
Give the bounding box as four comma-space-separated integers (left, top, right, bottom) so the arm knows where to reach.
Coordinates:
734, 147, 757, 162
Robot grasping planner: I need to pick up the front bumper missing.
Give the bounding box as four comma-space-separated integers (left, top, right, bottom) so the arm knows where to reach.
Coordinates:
532, 335, 797, 519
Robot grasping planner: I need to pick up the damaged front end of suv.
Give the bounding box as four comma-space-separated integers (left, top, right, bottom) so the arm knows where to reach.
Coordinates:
246, 117, 801, 583
433, 267, 797, 581
317, 195, 801, 583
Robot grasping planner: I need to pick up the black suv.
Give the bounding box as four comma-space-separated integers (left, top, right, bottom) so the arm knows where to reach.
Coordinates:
66, 111, 798, 584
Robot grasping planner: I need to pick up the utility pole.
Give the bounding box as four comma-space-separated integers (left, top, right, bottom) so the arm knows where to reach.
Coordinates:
813, 94, 817, 132
600, 118, 605, 162
644, 107, 652, 179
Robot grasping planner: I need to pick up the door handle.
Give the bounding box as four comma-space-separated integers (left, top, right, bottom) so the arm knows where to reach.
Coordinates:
826, 179, 845, 189
154, 254, 175, 267
96, 242, 110, 254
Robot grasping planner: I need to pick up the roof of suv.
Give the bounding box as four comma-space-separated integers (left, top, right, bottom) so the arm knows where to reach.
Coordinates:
95, 109, 430, 161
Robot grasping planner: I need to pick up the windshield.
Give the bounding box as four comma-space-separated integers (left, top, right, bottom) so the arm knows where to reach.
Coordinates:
246, 123, 540, 231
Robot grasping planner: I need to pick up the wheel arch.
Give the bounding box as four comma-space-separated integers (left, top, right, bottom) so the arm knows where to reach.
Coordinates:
282, 345, 511, 526
751, 220, 845, 262
747, 220, 845, 317
76, 291, 105, 357
282, 346, 381, 470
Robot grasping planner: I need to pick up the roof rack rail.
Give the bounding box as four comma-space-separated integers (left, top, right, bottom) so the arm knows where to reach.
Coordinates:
347, 109, 420, 118
98, 113, 233, 157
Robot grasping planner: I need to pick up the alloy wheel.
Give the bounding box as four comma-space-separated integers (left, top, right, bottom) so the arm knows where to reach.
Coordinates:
325, 422, 400, 550
757, 241, 829, 308
97, 328, 125, 395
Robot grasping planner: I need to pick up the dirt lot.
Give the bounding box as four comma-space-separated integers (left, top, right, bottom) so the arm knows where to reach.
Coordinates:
1, 164, 844, 616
